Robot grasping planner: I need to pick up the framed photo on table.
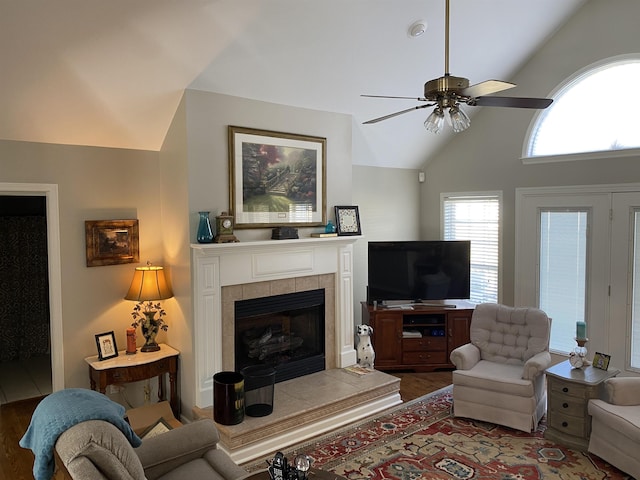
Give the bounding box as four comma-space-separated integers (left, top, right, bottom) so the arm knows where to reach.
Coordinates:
95, 331, 118, 361
334, 206, 361, 236
228, 126, 327, 228
593, 352, 611, 370
139, 418, 174, 440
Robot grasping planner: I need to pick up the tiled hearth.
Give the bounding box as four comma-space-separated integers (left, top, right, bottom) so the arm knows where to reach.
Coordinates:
191, 237, 401, 462
194, 368, 400, 463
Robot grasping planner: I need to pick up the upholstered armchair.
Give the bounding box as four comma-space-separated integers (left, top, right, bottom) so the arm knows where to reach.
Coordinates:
55, 418, 247, 480
450, 303, 551, 432
588, 377, 640, 479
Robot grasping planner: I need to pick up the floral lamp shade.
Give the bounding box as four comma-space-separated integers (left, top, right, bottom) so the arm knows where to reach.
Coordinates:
124, 265, 173, 301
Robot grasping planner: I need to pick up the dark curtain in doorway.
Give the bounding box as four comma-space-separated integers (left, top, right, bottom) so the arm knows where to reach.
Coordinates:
0, 216, 50, 361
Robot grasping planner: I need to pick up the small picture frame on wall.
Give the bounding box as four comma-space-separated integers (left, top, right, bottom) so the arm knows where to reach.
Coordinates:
85, 219, 139, 267
95, 331, 119, 361
592, 352, 611, 370
334, 206, 362, 236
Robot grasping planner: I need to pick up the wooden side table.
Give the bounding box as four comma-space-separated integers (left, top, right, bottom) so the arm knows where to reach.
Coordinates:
85, 343, 180, 418
544, 359, 618, 451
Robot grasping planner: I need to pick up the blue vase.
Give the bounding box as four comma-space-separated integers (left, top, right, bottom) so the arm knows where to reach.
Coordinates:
325, 221, 336, 233
197, 211, 214, 243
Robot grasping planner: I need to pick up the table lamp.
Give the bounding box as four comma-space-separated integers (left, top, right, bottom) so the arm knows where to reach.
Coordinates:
125, 263, 174, 352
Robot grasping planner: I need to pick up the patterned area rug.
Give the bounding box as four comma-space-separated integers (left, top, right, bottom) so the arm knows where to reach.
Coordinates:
245, 385, 630, 479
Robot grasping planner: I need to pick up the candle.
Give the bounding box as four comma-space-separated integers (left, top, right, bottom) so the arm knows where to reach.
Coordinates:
576, 321, 586, 340
126, 327, 137, 354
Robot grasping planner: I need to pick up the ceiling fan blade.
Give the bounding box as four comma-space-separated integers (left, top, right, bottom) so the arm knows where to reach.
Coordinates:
460, 80, 516, 98
361, 95, 428, 101
470, 96, 553, 109
363, 104, 433, 124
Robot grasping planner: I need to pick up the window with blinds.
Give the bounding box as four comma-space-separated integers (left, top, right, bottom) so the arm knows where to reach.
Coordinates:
442, 193, 500, 303
538, 209, 588, 354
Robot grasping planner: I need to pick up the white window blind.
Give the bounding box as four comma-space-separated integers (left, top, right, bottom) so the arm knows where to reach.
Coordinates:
442, 194, 500, 303
539, 210, 588, 354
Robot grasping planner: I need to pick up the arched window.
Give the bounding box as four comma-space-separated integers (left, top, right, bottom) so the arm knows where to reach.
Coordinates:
524, 55, 640, 161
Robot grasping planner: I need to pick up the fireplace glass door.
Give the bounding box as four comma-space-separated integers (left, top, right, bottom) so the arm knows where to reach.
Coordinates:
234, 289, 325, 383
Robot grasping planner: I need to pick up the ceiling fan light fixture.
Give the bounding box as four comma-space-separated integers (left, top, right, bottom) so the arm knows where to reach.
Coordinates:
361, 0, 553, 129
448, 105, 471, 133
424, 106, 445, 134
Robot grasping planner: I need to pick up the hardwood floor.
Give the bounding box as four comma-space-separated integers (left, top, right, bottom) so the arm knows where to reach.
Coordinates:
0, 371, 452, 479
391, 370, 452, 402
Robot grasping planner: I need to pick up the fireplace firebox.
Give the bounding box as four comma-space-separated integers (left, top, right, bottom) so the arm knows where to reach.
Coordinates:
234, 289, 325, 383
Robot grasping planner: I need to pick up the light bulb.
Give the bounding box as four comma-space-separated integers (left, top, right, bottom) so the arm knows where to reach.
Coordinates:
424, 107, 445, 134
448, 105, 470, 133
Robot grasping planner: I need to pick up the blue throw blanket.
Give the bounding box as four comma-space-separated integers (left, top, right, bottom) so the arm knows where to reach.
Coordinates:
19, 388, 142, 480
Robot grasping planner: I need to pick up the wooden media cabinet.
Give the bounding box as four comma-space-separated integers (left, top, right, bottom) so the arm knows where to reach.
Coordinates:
361, 301, 474, 372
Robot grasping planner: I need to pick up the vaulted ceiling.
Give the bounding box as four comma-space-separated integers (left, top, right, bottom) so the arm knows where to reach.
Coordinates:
0, 0, 586, 168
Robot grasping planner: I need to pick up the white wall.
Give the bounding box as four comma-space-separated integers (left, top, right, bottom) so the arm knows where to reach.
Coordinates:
0, 140, 165, 393
352, 165, 421, 324
419, 0, 640, 336
158, 95, 193, 413
182, 89, 353, 242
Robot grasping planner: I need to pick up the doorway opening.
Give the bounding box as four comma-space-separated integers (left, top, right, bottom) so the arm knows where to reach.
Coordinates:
0, 195, 52, 403
0, 183, 63, 403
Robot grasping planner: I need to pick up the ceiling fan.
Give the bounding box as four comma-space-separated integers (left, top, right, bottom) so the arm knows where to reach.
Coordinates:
362, 0, 553, 133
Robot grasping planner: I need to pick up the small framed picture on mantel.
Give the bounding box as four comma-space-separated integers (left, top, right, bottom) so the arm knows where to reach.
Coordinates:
334, 206, 361, 236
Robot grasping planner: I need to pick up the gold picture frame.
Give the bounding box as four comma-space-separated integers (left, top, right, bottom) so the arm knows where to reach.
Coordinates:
85, 219, 139, 267
228, 126, 327, 228
593, 352, 611, 370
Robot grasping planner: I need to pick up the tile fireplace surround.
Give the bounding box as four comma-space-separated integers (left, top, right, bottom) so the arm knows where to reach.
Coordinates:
191, 237, 401, 461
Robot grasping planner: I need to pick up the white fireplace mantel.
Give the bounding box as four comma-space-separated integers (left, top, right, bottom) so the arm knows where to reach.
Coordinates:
191, 236, 361, 408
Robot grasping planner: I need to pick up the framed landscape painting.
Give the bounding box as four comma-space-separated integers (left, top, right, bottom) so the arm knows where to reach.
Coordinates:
228, 126, 327, 228
85, 219, 139, 267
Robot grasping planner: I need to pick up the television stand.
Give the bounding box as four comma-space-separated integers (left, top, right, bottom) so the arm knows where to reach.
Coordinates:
362, 301, 474, 372
413, 302, 457, 308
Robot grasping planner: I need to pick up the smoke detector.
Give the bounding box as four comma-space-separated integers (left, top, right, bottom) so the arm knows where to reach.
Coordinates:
408, 20, 427, 38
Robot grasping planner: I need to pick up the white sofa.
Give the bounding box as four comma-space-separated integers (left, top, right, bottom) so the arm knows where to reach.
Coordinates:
588, 377, 640, 479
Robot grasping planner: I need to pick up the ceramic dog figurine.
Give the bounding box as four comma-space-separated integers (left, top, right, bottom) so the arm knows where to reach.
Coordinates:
356, 324, 375, 368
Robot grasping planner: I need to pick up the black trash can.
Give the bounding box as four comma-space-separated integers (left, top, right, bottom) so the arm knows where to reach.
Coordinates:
213, 371, 244, 425
241, 365, 276, 417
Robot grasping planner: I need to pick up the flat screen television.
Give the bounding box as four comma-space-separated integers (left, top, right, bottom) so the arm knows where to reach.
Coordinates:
367, 240, 471, 305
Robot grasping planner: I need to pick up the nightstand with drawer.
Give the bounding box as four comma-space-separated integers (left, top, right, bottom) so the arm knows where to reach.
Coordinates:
544, 360, 618, 451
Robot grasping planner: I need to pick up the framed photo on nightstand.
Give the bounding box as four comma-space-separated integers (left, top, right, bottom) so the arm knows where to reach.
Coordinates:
593, 352, 611, 370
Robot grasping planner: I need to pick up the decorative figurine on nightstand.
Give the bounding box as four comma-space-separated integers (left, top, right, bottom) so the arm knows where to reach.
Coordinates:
571, 320, 589, 369
214, 212, 239, 243
570, 338, 589, 369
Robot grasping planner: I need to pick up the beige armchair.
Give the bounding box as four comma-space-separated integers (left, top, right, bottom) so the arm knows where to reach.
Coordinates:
55, 419, 247, 480
450, 303, 551, 432
588, 377, 640, 479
